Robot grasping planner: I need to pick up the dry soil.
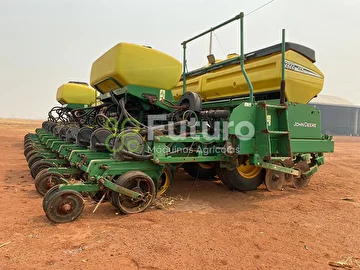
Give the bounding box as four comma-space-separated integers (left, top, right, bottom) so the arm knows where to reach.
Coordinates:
0, 119, 359, 270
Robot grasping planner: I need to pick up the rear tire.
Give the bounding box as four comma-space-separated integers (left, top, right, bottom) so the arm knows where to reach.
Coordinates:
157, 165, 173, 196
183, 163, 216, 180
216, 163, 264, 191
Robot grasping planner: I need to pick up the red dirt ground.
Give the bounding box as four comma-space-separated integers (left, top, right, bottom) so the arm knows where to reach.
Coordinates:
0, 118, 359, 270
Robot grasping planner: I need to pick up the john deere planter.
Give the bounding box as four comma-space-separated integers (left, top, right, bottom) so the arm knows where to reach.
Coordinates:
24, 12, 334, 223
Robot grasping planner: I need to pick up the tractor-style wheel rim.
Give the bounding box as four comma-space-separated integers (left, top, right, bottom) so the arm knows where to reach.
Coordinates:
237, 161, 262, 179
157, 169, 171, 196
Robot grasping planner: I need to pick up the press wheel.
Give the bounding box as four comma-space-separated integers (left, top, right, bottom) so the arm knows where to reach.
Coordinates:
24, 144, 35, 157
30, 160, 55, 179
35, 171, 65, 196
24, 139, 35, 146
26, 149, 39, 162
265, 169, 285, 191
293, 161, 311, 189
28, 154, 46, 168
45, 190, 84, 223
112, 171, 156, 214
24, 133, 34, 140
42, 185, 60, 211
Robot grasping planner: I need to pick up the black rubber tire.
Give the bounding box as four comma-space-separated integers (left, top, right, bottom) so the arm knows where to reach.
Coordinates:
217, 167, 265, 191
44, 190, 84, 223
28, 154, 46, 168
42, 185, 60, 211
215, 164, 231, 188
112, 171, 156, 214
24, 139, 40, 146
182, 163, 216, 180
24, 144, 35, 157
24, 139, 34, 145
35, 171, 65, 196
24, 133, 34, 140
26, 149, 40, 162
24, 142, 37, 151
30, 160, 55, 179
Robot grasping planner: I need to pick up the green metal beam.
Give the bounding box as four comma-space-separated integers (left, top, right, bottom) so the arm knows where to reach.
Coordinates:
240, 14, 254, 104
181, 13, 243, 45
101, 178, 143, 200
181, 12, 244, 95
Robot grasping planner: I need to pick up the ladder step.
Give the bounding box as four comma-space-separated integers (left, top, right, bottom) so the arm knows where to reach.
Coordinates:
265, 130, 289, 135
266, 104, 287, 109
270, 157, 292, 161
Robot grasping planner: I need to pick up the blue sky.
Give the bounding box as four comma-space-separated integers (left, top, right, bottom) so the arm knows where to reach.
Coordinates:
0, 0, 359, 118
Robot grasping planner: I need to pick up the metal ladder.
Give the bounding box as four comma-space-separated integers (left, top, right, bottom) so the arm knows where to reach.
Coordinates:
256, 102, 293, 162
